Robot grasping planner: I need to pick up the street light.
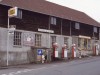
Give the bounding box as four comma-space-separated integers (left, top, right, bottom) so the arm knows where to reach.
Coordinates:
7, 7, 17, 66
7, 16, 9, 66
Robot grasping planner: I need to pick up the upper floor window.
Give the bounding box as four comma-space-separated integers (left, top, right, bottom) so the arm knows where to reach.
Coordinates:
75, 22, 80, 29
50, 17, 57, 25
35, 34, 41, 47
17, 9, 22, 19
94, 27, 97, 33
13, 31, 22, 46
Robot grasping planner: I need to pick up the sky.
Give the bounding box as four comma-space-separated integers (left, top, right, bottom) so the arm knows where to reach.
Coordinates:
47, 0, 100, 23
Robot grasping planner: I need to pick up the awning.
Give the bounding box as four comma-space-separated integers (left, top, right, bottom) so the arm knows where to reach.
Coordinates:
79, 35, 91, 39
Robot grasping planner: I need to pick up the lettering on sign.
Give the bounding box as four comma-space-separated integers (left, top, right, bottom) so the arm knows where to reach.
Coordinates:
38, 28, 54, 33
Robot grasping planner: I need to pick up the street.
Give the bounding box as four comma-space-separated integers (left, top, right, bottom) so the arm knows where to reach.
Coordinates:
0, 56, 100, 75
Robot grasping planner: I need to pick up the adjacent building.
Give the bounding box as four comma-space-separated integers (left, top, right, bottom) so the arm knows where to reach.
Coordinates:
0, 0, 100, 66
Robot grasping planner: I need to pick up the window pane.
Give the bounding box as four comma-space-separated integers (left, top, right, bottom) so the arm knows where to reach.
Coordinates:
35, 34, 41, 47
54, 18, 56, 25
75, 22, 80, 29
13, 31, 22, 46
17, 9, 22, 19
78, 38, 91, 50
94, 27, 97, 33
50, 17, 56, 25
50, 17, 53, 24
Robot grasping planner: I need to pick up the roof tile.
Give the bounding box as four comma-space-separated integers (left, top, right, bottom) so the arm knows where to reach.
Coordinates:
0, 0, 100, 26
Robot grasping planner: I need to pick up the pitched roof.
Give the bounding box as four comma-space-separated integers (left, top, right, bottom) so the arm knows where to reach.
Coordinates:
0, 0, 100, 26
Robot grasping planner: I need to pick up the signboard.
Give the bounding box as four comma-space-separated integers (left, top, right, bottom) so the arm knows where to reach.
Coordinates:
26, 37, 32, 42
38, 28, 54, 33
8, 7, 18, 17
79, 35, 91, 39
37, 49, 42, 55
23, 33, 34, 46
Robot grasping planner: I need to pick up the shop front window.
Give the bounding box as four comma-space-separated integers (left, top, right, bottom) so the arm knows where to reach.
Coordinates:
78, 38, 91, 50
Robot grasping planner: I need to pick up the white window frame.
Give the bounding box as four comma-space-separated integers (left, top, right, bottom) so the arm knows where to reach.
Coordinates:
50, 17, 56, 25
94, 27, 97, 33
35, 34, 41, 47
75, 22, 80, 29
13, 31, 22, 46
17, 9, 22, 19
54, 18, 56, 25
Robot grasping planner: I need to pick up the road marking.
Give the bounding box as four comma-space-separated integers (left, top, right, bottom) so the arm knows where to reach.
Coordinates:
52, 65, 58, 67
1, 65, 58, 75
1, 74, 7, 75
9, 72, 15, 75
1, 67, 47, 75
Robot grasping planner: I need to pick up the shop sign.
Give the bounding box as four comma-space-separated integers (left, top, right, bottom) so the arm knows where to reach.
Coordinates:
38, 28, 54, 33
8, 7, 18, 17
79, 35, 91, 39
23, 33, 34, 46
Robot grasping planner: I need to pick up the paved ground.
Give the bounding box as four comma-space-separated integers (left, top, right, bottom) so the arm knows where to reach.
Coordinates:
0, 56, 100, 75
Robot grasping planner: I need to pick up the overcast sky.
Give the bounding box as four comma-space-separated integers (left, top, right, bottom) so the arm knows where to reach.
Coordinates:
47, 0, 100, 23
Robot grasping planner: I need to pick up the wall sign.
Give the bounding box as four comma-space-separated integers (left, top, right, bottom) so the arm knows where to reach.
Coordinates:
23, 33, 34, 46
38, 28, 54, 33
37, 49, 43, 55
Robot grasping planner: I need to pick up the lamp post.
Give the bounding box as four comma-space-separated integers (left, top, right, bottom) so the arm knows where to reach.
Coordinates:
7, 7, 18, 66
7, 16, 10, 66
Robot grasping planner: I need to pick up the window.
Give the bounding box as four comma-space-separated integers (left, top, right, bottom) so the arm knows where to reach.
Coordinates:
75, 22, 80, 29
64, 37, 68, 45
17, 9, 22, 19
50, 17, 56, 25
13, 31, 22, 46
94, 27, 97, 33
78, 38, 91, 50
35, 34, 41, 47
51, 36, 56, 44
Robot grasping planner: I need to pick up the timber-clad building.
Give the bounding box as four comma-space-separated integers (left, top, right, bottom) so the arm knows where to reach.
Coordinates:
0, 0, 100, 66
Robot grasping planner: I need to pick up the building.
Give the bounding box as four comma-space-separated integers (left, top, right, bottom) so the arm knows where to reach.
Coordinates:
0, 0, 100, 66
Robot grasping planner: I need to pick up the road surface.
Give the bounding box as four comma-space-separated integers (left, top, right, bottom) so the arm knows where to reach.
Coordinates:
0, 56, 100, 75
